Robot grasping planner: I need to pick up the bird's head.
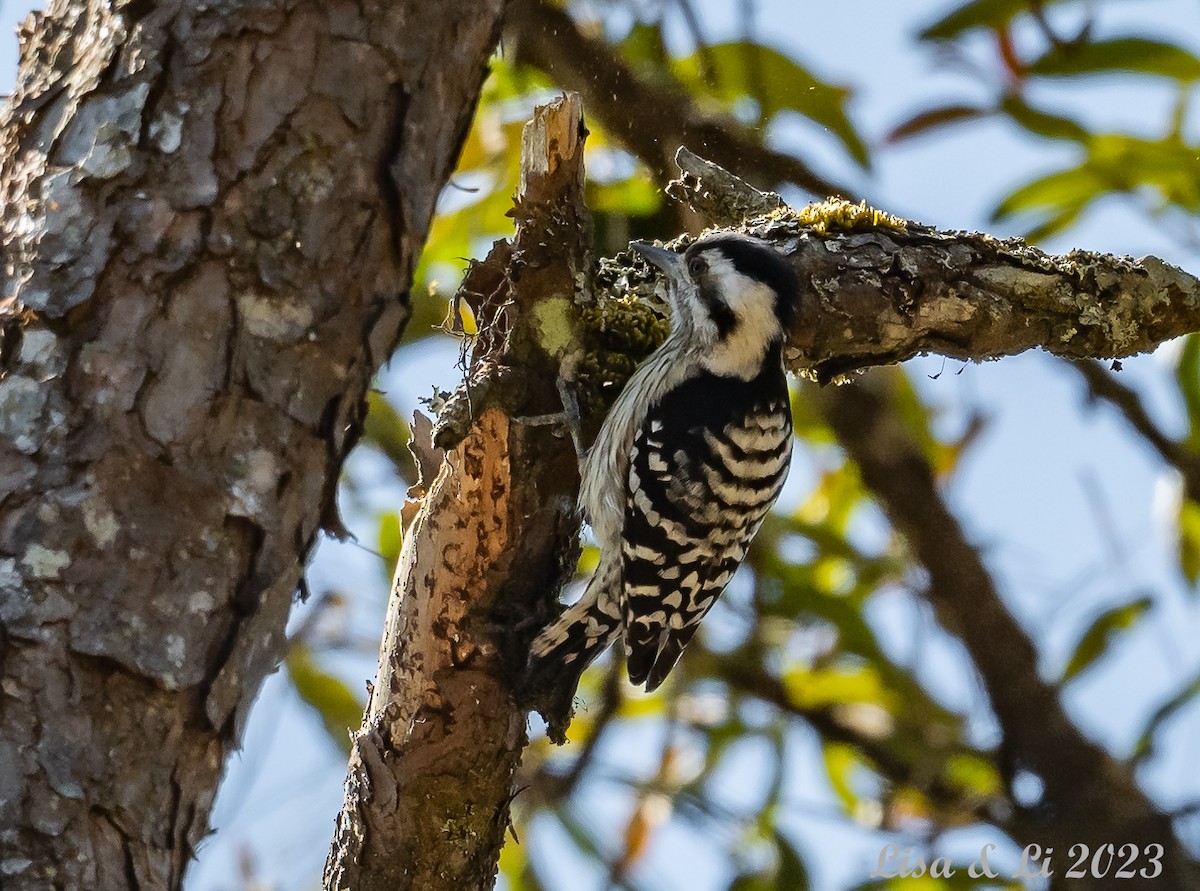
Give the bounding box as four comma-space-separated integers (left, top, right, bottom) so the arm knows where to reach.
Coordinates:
632, 233, 799, 378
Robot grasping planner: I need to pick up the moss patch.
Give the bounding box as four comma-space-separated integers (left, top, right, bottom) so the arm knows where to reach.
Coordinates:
575, 297, 669, 411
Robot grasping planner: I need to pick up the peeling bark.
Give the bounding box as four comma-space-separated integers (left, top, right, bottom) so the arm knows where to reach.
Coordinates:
0, 0, 505, 886
324, 94, 590, 891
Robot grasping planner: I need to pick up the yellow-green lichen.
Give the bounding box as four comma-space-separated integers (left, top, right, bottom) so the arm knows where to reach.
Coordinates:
783, 198, 908, 236
533, 296, 575, 358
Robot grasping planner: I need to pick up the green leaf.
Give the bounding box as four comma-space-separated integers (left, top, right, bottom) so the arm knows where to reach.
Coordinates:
723, 830, 810, 891
363, 390, 416, 481
998, 96, 1091, 143
698, 715, 755, 779
555, 806, 610, 865
790, 387, 837, 444
729, 872, 773, 891
497, 832, 532, 890
620, 20, 669, 69
1132, 672, 1200, 762
795, 464, 865, 536
1092, 134, 1200, 210
1176, 334, 1200, 453
919, 0, 1063, 41
886, 368, 956, 474
285, 643, 365, 754
991, 159, 1112, 240
783, 661, 900, 712
760, 546, 877, 649
1027, 37, 1200, 82
377, 511, 402, 577
992, 132, 1200, 239
519, 862, 549, 891
1022, 207, 1088, 243
1178, 498, 1200, 586
775, 832, 810, 890
1061, 596, 1154, 683
885, 105, 989, 144
586, 174, 662, 217
992, 165, 1106, 221
942, 752, 1003, 800
822, 742, 867, 813
417, 60, 535, 296
673, 42, 868, 166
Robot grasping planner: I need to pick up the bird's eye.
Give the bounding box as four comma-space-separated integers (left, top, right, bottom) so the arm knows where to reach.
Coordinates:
688, 257, 706, 277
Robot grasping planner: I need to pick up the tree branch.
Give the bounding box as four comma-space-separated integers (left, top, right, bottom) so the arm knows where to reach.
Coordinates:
780, 221, 1198, 381
814, 373, 1196, 886
325, 94, 591, 891
720, 661, 1004, 827
646, 150, 1200, 380
1067, 358, 1200, 502
505, 0, 853, 200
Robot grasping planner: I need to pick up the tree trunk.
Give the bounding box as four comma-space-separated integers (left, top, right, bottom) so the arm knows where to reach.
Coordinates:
0, 0, 505, 886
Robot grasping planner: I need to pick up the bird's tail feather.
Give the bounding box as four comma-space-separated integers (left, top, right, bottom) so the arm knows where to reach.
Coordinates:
522, 562, 622, 741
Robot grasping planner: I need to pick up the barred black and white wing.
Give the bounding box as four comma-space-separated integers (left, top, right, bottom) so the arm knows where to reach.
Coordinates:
621, 363, 792, 691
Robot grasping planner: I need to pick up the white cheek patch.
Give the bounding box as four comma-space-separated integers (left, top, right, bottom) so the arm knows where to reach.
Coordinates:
729, 279, 784, 344
700, 259, 785, 379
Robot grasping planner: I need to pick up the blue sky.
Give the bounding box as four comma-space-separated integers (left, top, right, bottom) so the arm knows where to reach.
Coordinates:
5, 1, 1200, 888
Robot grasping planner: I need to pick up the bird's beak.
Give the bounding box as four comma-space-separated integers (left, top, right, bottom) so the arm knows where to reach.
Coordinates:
631, 241, 687, 281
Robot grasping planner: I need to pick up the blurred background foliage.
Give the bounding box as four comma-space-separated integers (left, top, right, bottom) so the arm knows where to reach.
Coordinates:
193, 0, 1200, 888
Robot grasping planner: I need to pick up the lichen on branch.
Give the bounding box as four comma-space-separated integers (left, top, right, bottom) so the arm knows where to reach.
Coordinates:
441, 144, 1200, 454
647, 147, 1200, 382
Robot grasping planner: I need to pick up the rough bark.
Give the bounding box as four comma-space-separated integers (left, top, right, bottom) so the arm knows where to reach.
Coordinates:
0, 0, 505, 886
649, 149, 1200, 382
324, 94, 590, 891
510, 0, 1200, 377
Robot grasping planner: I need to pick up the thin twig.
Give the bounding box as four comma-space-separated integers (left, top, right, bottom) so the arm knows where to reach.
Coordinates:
674, 0, 717, 83
1068, 358, 1200, 503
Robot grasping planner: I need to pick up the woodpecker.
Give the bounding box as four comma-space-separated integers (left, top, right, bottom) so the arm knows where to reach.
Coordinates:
526, 232, 799, 716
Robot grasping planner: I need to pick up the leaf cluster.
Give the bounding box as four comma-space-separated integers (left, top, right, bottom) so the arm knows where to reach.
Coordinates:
897, 0, 1200, 240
